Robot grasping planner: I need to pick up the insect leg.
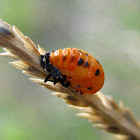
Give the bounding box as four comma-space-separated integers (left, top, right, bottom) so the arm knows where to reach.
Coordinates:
53, 77, 59, 85
59, 78, 71, 87
63, 75, 66, 81
44, 74, 52, 83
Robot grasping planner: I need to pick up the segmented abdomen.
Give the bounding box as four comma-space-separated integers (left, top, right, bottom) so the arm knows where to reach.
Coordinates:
49, 48, 104, 94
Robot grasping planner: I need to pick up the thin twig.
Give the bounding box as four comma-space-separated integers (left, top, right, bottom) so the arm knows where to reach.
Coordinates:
0, 19, 140, 140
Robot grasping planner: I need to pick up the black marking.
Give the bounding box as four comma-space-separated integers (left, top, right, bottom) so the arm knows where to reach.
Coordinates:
78, 50, 82, 53
77, 58, 84, 65
78, 50, 89, 56
95, 69, 100, 76
96, 59, 99, 63
0, 27, 14, 37
70, 55, 75, 62
62, 55, 67, 61
83, 52, 88, 56
88, 87, 92, 90
77, 85, 81, 88
40, 55, 45, 69
41, 52, 71, 88
67, 76, 72, 80
79, 91, 83, 95
84, 62, 89, 67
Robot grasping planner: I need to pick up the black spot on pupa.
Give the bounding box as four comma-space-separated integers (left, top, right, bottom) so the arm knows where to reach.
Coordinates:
96, 59, 99, 63
77, 58, 84, 65
78, 50, 89, 56
67, 76, 72, 79
79, 91, 83, 95
84, 62, 89, 67
88, 87, 92, 90
62, 55, 67, 61
95, 69, 100, 76
84, 53, 88, 56
78, 50, 82, 53
70, 55, 75, 62
77, 85, 81, 88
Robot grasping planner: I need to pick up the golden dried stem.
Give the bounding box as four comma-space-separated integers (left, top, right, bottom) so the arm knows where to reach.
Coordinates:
0, 19, 140, 140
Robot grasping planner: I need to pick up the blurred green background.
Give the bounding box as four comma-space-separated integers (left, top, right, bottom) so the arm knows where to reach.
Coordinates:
0, 0, 140, 140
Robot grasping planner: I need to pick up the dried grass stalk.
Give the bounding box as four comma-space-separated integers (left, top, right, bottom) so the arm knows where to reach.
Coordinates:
0, 19, 140, 140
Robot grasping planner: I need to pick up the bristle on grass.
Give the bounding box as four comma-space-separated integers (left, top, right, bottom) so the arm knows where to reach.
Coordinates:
0, 19, 140, 140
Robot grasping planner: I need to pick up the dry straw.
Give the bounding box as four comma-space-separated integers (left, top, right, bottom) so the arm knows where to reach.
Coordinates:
0, 19, 140, 140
